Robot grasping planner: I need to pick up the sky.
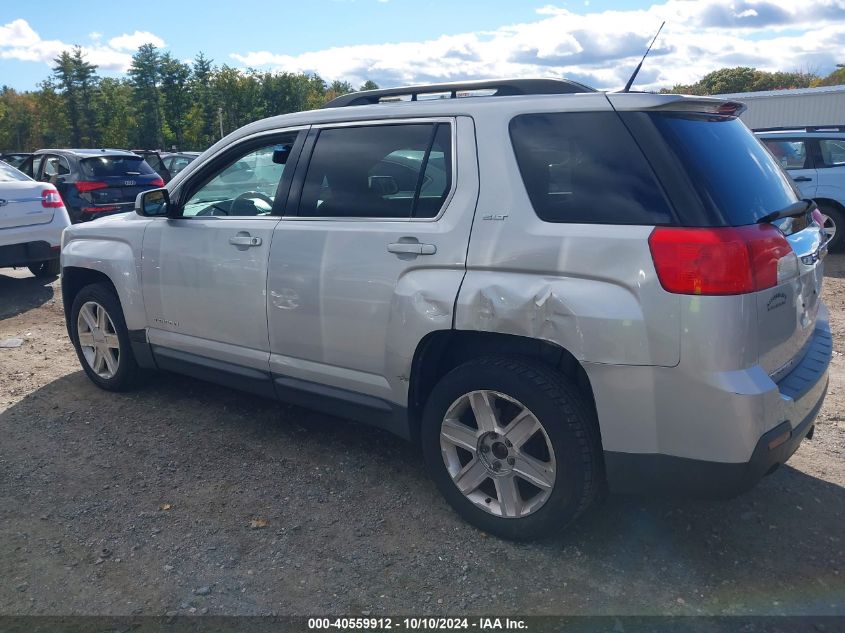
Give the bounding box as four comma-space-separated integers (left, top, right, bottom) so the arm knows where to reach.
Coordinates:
1, 0, 844, 92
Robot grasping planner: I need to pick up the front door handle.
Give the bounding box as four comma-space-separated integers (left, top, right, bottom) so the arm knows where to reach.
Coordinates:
387, 242, 437, 255
793, 176, 812, 182
229, 235, 262, 247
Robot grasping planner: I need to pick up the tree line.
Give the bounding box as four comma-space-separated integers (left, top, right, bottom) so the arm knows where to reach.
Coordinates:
0, 44, 378, 152
1, 44, 843, 153
661, 66, 844, 95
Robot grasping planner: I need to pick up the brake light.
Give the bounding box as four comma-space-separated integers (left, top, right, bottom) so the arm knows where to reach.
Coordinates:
41, 188, 63, 208
75, 181, 108, 193
150, 177, 165, 188
649, 225, 796, 295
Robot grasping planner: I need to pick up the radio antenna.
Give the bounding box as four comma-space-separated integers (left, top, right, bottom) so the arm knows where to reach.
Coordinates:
623, 21, 665, 92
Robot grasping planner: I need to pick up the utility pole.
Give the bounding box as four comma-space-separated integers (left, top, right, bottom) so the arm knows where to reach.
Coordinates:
218, 107, 224, 139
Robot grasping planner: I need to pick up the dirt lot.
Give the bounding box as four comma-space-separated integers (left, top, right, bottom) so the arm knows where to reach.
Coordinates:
0, 257, 843, 617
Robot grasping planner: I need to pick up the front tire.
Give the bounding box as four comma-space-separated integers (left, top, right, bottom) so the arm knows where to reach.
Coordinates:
69, 283, 142, 391
28, 259, 60, 278
421, 356, 603, 540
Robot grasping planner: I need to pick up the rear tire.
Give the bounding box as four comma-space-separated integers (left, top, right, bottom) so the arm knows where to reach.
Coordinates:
69, 282, 142, 392
421, 356, 603, 540
28, 259, 60, 278
819, 202, 842, 252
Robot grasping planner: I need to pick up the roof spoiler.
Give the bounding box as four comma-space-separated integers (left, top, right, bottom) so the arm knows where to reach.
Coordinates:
608, 94, 746, 116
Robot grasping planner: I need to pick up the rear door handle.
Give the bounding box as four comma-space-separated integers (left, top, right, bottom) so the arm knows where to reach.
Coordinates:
794, 176, 812, 182
387, 242, 437, 255
229, 235, 262, 247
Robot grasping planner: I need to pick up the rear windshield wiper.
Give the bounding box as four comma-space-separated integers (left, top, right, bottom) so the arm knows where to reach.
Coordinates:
757, 199, 817, 225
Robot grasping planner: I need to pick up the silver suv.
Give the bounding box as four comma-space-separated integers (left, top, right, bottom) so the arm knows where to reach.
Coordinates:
61, 79, 832, 540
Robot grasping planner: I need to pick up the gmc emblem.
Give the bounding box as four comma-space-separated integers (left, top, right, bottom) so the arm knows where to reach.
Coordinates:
124, 180, 136, 186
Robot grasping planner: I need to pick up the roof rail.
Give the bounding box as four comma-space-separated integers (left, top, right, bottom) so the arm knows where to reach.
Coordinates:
322, 78, 596, 108
753, 125, 845, 133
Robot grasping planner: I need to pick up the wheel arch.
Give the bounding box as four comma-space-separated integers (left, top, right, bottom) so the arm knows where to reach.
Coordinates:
814, 197, 845, 214
61, 267, 118, 334
407, 330, 598, 444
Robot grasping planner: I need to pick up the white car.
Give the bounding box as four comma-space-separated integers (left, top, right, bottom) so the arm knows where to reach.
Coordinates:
0, 160, 70, 277
756, 127, 845, 251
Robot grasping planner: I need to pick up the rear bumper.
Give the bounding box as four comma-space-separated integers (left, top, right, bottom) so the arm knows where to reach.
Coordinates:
604, 383, 825, 497
599, 315, 832, 498
0, 240, 59, 267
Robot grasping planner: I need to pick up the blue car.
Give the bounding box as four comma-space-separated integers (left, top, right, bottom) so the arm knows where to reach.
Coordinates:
19, 149, 164, 223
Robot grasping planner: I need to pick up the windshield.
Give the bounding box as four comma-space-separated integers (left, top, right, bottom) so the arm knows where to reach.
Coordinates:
0, 160, 31, 182
81, 156, 155, 178
647, 114, 799, 225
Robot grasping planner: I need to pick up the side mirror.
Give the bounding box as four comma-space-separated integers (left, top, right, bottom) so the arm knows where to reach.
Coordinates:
136, 188, 171, 217
272, 144, 292, 165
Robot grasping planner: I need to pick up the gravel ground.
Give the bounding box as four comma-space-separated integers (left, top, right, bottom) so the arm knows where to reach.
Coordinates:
0, 256, 843, 617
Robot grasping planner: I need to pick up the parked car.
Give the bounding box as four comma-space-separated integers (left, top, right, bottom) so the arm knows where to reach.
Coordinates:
18, 149, 164, 223
756, 126, 845, 251
133, 150, 201, 183
0, 159, 70, 277
0, 152, 33, 170
60, 79, 831, 540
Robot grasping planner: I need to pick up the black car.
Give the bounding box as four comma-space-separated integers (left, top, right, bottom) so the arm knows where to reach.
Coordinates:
19, 149, 164, 223
133, 150, 200, 183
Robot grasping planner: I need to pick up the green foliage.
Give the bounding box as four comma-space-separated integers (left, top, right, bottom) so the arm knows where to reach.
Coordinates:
662, 66, 821, 95
0, 43, 386, 152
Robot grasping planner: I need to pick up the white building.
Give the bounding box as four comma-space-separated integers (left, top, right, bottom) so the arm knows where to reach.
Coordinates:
716, 85, 845, 130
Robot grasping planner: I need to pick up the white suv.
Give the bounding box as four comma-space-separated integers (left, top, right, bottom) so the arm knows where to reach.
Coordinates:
60, 80, 831, 540
756, 126, 845, 252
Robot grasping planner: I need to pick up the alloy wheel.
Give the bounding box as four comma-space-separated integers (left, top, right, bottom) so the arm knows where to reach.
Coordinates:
821, 212, 836, 245
76, 301, 121, 379
439, 390, 556, 518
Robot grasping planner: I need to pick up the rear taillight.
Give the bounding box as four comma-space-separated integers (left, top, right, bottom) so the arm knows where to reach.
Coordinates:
41, 188, 63, 208
75, 181, 108, 193
649, 225, 797, 295
150, 177, 165, 187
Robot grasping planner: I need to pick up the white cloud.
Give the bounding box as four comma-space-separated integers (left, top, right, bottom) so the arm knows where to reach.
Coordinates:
0, 19, 165, 73
0, 18, 39, 47
230, 0, 845, 91
107, 30, 165, 51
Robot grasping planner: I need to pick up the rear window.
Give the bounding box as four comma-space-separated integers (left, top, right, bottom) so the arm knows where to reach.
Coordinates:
647, 114, 799, 225
0, 161, 31, 182
80, 156, 155, 178
509, 112, 673, 225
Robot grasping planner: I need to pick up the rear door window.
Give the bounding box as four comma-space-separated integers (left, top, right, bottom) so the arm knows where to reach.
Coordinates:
509, 112, 673, 225
41, 155, 71, 183
761, 139, 809, 170
298, 122, 452, 219
81, 156, 155, 178
819, 139, 845, 167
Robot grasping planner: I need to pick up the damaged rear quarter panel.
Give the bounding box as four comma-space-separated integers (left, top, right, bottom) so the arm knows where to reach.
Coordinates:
458, 102, 680, 367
